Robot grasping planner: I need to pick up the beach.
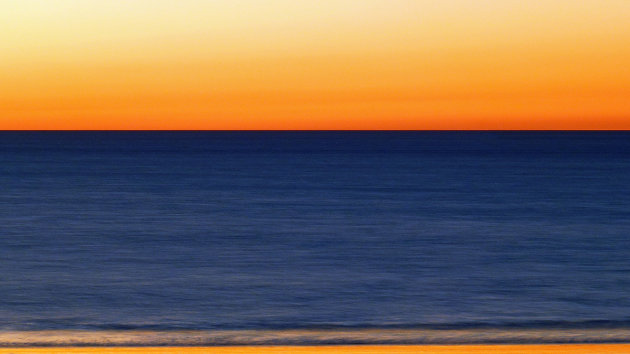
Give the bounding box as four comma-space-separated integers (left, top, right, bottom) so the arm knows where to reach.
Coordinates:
2, 345, 630, 353
2, 329, 630, 352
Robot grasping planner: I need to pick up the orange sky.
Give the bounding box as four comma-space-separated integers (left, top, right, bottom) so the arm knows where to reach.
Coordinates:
1, 0, 629, 130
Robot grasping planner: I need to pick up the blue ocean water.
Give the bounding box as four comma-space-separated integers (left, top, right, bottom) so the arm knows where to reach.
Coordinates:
1, 131, 630, 337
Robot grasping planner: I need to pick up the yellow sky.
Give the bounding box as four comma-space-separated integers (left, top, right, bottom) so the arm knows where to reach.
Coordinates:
1, 0, 629, 129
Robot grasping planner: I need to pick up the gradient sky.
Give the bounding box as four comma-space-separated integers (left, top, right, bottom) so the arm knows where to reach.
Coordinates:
1, 0, 629, 130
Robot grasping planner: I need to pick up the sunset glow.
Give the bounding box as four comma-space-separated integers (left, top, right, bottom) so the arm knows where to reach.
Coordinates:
2, 0, 629, 129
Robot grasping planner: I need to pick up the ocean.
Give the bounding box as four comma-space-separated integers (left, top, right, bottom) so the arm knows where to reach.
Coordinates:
1, 131, 630, 345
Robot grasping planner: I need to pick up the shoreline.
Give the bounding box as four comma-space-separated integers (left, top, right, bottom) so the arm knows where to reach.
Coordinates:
2, 329, 630, 347
2, 344, 630, 353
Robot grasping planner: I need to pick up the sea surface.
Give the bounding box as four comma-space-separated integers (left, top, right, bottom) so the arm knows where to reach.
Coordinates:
1, 131, 630, 345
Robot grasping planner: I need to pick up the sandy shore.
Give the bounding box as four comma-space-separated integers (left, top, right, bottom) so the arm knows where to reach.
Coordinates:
3, 329, 630, 347
2, 329, 630, 352
1, 345, 630, 353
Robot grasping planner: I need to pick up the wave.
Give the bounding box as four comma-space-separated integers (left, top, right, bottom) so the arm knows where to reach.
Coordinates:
2, 327, 630, 347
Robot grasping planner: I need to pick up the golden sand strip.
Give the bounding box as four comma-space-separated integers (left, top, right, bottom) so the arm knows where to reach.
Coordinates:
1, 345, 630, 354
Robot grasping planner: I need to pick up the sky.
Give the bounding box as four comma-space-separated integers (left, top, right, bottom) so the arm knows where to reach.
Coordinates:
1, 0, 629, 130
